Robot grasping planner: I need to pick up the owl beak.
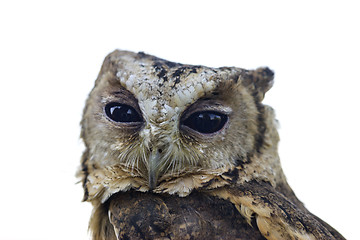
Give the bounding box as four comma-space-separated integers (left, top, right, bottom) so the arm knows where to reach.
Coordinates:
148, 147, 161, 190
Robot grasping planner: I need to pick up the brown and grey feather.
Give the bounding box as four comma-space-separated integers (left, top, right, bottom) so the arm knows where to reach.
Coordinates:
78, 50, 344, 240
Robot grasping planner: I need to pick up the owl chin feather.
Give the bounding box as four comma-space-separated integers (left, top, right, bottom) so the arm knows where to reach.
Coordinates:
79, 50, 345, 240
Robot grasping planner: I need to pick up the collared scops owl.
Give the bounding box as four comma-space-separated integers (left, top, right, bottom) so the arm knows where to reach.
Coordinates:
78, 50, 345, 240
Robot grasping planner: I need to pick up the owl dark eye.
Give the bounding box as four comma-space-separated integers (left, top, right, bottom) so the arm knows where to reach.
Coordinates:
105, 103, 142, 123
182, 111, 228, 134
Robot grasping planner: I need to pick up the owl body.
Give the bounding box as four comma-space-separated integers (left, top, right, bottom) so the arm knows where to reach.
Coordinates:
79, 50, 344, 240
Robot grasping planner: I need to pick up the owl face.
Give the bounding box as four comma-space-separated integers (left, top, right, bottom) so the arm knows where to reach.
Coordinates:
81, 50, 276, 200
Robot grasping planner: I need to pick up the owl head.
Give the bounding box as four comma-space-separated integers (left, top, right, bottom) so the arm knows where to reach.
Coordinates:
79, 50, 281, 203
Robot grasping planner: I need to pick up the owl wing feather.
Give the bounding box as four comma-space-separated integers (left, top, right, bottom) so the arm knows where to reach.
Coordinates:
106, 181, 345, 240
209, 180, 345, 240
107, 191, 268, 240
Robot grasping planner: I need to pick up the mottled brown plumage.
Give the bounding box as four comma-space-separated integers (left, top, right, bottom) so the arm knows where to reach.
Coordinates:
108, 191, 267, 240
78, 50, 345, 239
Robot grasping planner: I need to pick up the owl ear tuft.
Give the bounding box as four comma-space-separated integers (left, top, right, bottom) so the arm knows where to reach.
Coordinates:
240, 67, 274, 101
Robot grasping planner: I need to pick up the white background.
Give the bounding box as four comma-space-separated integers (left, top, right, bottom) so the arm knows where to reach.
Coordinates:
0, 1, 359, 239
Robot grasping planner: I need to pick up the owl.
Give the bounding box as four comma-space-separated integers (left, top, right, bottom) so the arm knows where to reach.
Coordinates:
78, 50, 345, 240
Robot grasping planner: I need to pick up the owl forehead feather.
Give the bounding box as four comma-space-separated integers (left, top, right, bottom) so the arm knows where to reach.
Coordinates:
106, 50, 245, 121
